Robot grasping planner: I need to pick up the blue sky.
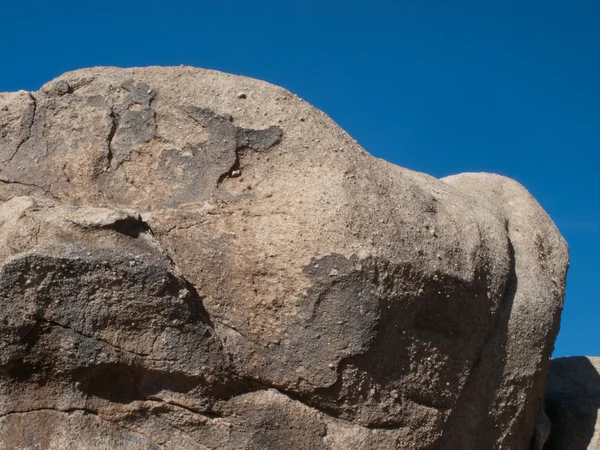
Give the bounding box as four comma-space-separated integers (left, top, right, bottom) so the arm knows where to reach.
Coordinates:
1, 1, 598, 357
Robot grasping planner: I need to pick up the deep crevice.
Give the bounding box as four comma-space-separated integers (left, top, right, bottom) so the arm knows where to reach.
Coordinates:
73, 362, 200, 403
216, 148, 242, 186
106, 108, 118, 169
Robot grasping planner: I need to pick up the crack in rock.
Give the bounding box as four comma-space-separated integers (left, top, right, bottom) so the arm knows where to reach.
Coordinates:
105, 80, 157, 171
1, 92, 37, 165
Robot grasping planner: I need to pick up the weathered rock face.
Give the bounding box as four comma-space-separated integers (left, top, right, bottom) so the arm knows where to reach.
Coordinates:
544, 357, 600, 449
0, 67, 568, 449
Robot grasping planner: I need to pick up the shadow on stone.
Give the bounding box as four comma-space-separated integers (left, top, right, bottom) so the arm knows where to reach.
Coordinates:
544, 356, 600, 449
74, 363, 199, 403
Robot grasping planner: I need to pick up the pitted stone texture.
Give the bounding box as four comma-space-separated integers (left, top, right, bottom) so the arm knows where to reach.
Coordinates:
0, 67, 568, 449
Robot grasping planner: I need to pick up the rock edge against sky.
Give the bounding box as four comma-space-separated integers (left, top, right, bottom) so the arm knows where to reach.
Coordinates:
0, 67, 569, 449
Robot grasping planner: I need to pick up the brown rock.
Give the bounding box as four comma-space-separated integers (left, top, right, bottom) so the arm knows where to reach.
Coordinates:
0, 67, 569, 449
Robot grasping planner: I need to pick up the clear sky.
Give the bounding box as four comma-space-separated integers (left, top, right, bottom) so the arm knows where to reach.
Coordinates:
1, 1, 598, 357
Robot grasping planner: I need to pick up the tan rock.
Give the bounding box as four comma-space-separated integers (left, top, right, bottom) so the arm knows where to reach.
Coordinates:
0, 67, 569, 449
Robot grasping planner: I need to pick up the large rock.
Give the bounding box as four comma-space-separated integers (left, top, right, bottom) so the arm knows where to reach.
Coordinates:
544, 357, 600, 449
0, 67, 568, 449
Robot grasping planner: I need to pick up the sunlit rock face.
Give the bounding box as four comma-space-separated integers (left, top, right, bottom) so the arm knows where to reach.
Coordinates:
0, 67, 568, 449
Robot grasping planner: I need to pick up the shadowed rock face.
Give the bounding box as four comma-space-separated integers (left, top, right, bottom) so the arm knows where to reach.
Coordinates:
0, 67, 568, 449
543, 357, 600, 450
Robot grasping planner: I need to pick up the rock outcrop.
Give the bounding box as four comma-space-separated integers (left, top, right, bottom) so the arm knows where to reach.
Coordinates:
544, 357, 600, 449
0, 67, 569, 449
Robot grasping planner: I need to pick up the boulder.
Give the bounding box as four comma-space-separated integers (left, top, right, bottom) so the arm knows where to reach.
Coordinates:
544, 357, 600, 449
0, 67, 569, 449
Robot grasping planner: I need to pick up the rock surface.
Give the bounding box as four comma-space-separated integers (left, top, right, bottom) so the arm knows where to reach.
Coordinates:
544, 357, 600, 449
0, 67, 569, 449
